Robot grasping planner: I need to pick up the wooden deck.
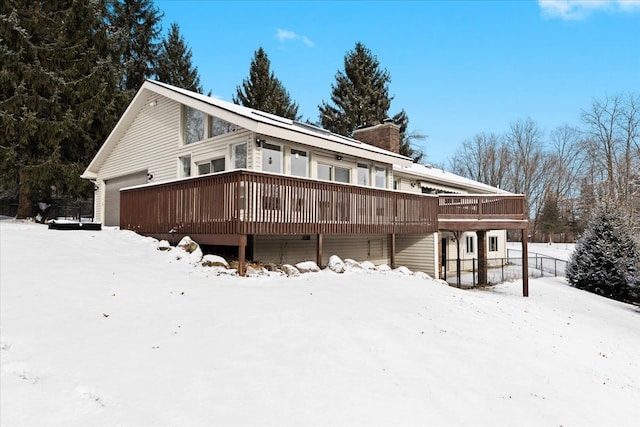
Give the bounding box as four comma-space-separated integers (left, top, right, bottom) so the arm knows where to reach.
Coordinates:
120, 170, 527, 238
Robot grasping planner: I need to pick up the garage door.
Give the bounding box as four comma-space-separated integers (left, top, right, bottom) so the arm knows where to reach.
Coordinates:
104, 171, 148, 226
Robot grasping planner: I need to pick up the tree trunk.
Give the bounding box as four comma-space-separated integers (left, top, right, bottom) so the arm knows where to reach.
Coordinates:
17, 169, 32, 219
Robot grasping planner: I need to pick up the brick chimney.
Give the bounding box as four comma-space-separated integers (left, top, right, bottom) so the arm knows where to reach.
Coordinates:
353, 121, 400, 154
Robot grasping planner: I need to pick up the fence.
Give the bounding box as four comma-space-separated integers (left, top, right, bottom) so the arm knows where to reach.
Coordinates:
0, 197, 94, 221
444, 250, 568, 287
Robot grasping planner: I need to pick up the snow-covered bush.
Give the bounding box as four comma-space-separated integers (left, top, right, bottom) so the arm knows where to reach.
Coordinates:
375, 264, 391, 273
566, 203, 640, 304
413, 271, 432, 280
394, 266, 412, 276
327, 255, 345, 273
343, 258, 362, 270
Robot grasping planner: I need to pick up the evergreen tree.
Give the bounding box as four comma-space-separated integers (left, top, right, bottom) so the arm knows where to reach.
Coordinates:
1, 0, 122, 218
538, 195, 563, 243
319, 42, 425, 162
156, 22, 203, 93
566, 202, 640, 304
233, 47, 300, 120
109, 0, 163, 97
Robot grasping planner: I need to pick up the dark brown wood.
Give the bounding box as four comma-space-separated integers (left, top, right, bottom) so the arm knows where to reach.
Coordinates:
389, 233, 396, 268
453, 230, 462, 287
521, 228, 529, 297
477, 230, 487, 286
238, 234, 247, 277
316, 234, 323, 267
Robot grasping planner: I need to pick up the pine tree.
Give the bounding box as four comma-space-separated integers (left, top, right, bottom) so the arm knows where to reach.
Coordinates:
109, 0, 163, 97
156, 23, 203, 93
233, 47, 300, 120
1, 0, 122, 218
319, 42, 425, 162
566, 202, 640, 304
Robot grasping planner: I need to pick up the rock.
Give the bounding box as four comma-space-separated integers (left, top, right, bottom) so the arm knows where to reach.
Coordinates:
157, 240, 171, 251
201, 254, 229, 268
246, 265, 268, 277
281, 264, 300, 277
360, 261, 375, 271
375, 264, 391, 273
413, 271, 432, 280
394, 266, 412, 276
295, 261, 320, 273
177, 236, 202, 264
343, 258, 362, 270
327, 255, 345, 273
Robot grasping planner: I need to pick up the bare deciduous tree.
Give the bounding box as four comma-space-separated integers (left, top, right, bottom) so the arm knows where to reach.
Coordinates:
449, 132, 510, 189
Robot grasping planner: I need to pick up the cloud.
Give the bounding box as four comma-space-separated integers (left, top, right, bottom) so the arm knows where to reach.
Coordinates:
276, 28, 314, 47
539, 0, 640, 20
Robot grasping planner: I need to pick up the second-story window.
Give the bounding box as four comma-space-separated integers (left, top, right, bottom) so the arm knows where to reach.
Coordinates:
262, 142, 282, 173
232, 142, 247, 169
291, 149, 308, 177
183, 106, 205, 144
178, 155, 191, 177
209, 116, 236, 138
374, 167, 386, 188
357, 163, 369, 186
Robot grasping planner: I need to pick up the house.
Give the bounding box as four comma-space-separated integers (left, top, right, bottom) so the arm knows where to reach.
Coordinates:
81, 80, 529, 294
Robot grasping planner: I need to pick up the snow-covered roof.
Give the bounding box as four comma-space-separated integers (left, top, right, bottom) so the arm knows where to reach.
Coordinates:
393, 163, 512, 195
82, 80, 413, 179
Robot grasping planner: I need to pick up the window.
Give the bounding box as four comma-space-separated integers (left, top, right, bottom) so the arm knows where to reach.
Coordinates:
209, 116, 235, 138
393, 180, 398, 190
317, 163, 331, 181
489, 236, 499, 252
197, 158, 225, 175
232, 143, 247, 169
183, 106, 205, 144
374, 167, 386, 188
291, 149, 308, 177
466, 235, 474, 254
179, 155, 191, 178
357, 163, 369, 186
334, 166, 350, 183
197, 162, 211, 175
212, 157, 225, 172
262, 142, 282, 173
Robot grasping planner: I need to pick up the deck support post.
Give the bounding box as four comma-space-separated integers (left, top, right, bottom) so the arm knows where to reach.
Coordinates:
453, 231, 462, 287
521, 228, 529, 297
238, 234, 247, 277
477, 230, 487, 286
316, 234, 323, 267
389, 233, 396, 269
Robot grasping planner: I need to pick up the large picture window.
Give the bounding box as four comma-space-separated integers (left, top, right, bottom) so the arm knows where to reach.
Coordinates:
232, 143, 247, 169
183, 106, 205, 144
209, 116, 236, 138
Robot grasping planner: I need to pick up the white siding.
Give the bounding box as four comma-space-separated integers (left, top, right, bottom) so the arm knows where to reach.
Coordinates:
395, 233, 437, 277
253, 234, 390, 266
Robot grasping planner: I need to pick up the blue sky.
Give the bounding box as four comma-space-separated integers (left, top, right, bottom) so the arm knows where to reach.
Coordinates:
156, 0, 640, 165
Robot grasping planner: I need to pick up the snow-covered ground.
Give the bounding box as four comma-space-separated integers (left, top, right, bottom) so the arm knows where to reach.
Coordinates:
2, 219, 639, 426
507, 242, 576, 261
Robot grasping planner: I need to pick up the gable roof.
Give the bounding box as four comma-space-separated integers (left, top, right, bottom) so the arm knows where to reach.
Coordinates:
82, 80, 412, 179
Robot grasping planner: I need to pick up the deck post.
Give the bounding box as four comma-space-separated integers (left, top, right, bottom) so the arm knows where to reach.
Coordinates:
316, 234, 323, 267
521, 228, 529, 297
389, 233, 396, 269
238, 234, 247, 277
477, 230, 487, 286
453, 231, 462, 287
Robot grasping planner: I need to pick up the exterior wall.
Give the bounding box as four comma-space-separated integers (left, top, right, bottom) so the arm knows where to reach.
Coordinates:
95, 93, 181, 223
395, 233, 437, 278
441, 230, 508, 274
253, 234, 390, 266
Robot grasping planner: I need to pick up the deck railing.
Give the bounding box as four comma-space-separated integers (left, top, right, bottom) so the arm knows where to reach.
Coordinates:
120, 170, 440, 236
437, 195, 526, 220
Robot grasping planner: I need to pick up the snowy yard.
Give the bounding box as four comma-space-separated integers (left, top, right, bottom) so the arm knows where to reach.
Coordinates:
1, 219, 639, 426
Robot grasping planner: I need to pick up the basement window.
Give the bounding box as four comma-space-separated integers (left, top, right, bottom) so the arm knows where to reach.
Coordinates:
466, 235, 474, 254
489, 236, 499, 252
